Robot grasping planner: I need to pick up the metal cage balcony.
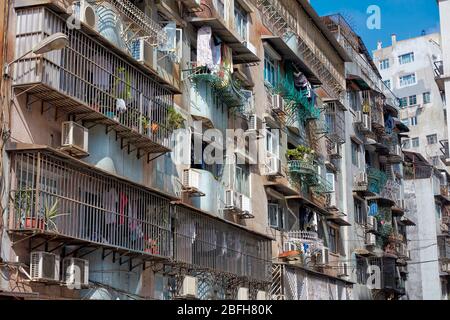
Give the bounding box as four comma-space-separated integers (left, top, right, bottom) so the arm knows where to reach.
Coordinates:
13, 7, 174, 155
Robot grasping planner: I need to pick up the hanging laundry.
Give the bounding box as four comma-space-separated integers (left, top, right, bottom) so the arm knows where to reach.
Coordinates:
197, 26, 213, 67
368, 201, 378, 216
104, 187, 118, 225
385, 115, 394, 134
119, 192, 128, 225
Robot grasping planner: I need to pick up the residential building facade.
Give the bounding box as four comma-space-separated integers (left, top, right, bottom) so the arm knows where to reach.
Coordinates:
0, 0, 408, 300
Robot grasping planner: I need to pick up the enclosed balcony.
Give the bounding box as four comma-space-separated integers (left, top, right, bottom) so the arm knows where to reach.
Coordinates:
13, 7, 174, 155
367, 167, 388, 195
8, 148, 173, 260
368, 256, 405, 294
324, 101, 346, 144
186, 0, 259, 64
173, 204, 272, 283
434, 60, 445, 92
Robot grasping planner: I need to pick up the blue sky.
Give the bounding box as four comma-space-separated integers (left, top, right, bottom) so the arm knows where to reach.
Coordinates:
311, 0, 440, 54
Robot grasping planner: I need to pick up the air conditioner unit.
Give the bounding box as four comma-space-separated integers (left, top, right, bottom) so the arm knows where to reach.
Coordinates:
361, 114, 371, 131
356, 172, 368, 185
367, 216, 378, 232
272, 94, 285, 114
237, 287, 249, 300
365, 232, 377, 246
130, 38, 156, 67
61, 121, 89, 157
319, 247, 329, 265
30, 252, 60, 282
225, 189, 242, 211
63, 257, 89, 287
338, 262, 349, 277
330, 143, 341, 157
241, 194, 252, 214
265, 156, 282, 176
355, 111, 363, 124
256, 290, 267, 300
182, 169, 204, 196
179, 276, 198, 298
73, 0, 97, 29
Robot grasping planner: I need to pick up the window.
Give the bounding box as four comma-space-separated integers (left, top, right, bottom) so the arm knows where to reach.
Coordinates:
234, 2, 248, 41
423, 92, 431, 104
328, 227, 338, 254
235, 164, 250, 196
412, 137, 420, 148
409, 95, 417, 105
347, 90, 358, 111
268, 203, 284, 229
354, 198, 366, 225
401, 118, 409, 126
383, 79, 391, 89
399, 97, 408, 108
399, 73, 416, 87
264, 52, 277, 87
379, 59, 390, 70
265, 128, 279, 157
427, 134, 438, 145
356, 256, 368, 284
410, 116, 418, 126
398, 52, 414, 64
401, 139, 410, 149
351, 141, 359, 166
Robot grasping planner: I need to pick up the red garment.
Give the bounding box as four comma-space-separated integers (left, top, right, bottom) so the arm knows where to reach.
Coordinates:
119, 192, 128, 224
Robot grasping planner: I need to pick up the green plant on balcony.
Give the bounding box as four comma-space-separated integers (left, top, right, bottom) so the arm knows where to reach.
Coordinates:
13, 189, 38, 228
120, 107, 142, 131
167, 107, 185, 130
43, 200, 69, 233
113, 67, 132, 100
286, 145, 314, 161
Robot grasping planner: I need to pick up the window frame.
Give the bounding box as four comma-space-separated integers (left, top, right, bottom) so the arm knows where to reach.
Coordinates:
412, 137, 420, 148
423, 92, 431, 104
379, 59, 390, 70
398, 52, 415, 65
399, 73, 417, 87
351, 140, 360, 167
426, 134, 438, 145
409, 95, 417, 106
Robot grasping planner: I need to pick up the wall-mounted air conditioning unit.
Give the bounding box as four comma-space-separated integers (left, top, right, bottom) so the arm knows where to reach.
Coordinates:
365, 232, 377, 246
224, 189, 242, 211
73, 0, 97, 29
329, 143, 341, 158
30, 252, 60, 282
178, 276, 198, 299
239, 194, 254, 219
337, 262, 349, 277
264, 156, 282, 176
130, 38, 156, 68
355, 172, 368, 186
319, 247, 329, 265
237, 287, 249, 300
182, 169, 205, 196
63, 257, 89, 287
61, 121, 89, 157
361, 114, 371, 131
271, 94, 285, 114
354, 111, 363, 124
256, 290, 267, 300
367, 216, 378, 232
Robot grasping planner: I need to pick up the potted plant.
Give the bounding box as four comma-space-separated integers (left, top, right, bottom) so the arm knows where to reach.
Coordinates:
13, 189, 43, 229
286, 145, 314, 161
43, 200, 70, 233
166, 106, 185, 131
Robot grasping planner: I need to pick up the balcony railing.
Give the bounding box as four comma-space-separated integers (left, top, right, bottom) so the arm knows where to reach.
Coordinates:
173, 205, 272, 282
184, 62, 246, 107
379, 179, 401, 204
8, 149, 272, 283
324, 102, 345, 144
368, 257, 404, 293
288, 160, 316, 176
435, 60, 444, 77
9, 150, 172, 258
367, 167, 388, 194
13, 7, 173, 154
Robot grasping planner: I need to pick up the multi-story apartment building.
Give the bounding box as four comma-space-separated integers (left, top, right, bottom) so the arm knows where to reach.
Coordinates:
402, 151, 450, 299
373, 33, 447, 170
323, 14, 410, 300
0, 0, 409, 300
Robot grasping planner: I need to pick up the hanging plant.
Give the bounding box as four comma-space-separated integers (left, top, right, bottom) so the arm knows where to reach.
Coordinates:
286, 145, 314, 161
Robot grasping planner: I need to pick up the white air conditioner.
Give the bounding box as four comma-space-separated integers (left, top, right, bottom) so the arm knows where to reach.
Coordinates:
355, 111, 363, 124
237, 287, 249, 300
182, 169, 203, 196
30, 252, 60, 282
225, 189, 242, 211
367, 216, 377, 232
63, 257, 89, 287
245, 41, 257, 56
393, 144, 402, 157
265, 156, 282, 176
61, 121, 89, 156
73, 0, 97, 29
130, 38, 156, 67
256, 290, 267, 300
330, 143, 341, 157
355, 172, 368, 185
361, 114, 371, 131
338, 262, 348, 277
179, 276, 198, 298
320, 247, 329, 265
365, 232, 377, 246
241, 194, 252, 213
272, 94, 284, 113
